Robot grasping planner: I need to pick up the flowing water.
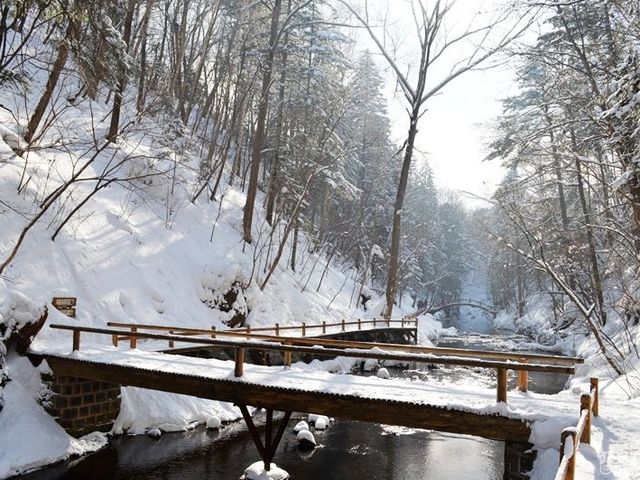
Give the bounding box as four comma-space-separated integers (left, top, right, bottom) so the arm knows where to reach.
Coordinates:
18, 308, 568, 479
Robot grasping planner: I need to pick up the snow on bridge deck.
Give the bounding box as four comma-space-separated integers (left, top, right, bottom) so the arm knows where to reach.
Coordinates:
40, 346, 585, 444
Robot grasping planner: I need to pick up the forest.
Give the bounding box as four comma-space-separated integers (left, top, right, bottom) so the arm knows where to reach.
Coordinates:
0, 0, 639, 374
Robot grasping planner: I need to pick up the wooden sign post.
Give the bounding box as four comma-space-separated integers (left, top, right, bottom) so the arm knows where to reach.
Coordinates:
52, 297, 77, 318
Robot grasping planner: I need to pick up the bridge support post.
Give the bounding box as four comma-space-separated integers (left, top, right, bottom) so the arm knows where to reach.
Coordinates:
497, 368, 508, 403
238, 405, 292, 472
503, 441, 535, 479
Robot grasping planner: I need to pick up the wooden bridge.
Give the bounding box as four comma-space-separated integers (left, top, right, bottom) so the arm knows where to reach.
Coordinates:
35, 319, 588, 479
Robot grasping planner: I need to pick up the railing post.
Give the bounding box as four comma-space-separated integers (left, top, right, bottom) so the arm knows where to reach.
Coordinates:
517, 358, 528, 392
169, 330, 174, 348
130, 326, 137, 349
358, 318, 361, 330
342, 319, 345, 332
112, 334, 118, 347
373, 317, 377, 327
401, 318, 404, 327
211, 326, 216, 339
580, 394, 591, 444
275, 323, 280, 336
235, 347, 245, 377
302, 322, 306, 337
283, 341, 292, 367
590, 378, 599, 416
246, 325, 251, 339
560, 430, 576, 480
387, 317, 390, 327
72, 330, 81, 351
497, 368, 507, 403
322, 321, 326, 334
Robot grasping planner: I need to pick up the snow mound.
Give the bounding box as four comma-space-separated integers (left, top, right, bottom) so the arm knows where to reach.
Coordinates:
314, 416, 329, 430
296, 429, 316, 448
292, 420, 309, 433
243, 461, 289, 480
376, 368, 390, 379
206, 416, 222, 429
147, 427, 161, 438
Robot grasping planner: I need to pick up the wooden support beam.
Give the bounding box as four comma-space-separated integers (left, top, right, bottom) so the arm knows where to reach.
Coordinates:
517, 359, 528, 392
45, 355, 532, 443
497, 368, 507, 403
235, 347, 245, 377
239, 405, 267, 460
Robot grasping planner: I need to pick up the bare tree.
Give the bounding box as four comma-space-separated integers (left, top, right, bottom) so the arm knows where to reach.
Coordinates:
340, 0, 536, 318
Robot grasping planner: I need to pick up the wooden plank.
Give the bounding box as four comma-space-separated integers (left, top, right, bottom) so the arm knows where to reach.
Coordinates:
45, 355, 532, 442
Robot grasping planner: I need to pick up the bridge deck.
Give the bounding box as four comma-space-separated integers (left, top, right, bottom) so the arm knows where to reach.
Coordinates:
42, 347, 581, 443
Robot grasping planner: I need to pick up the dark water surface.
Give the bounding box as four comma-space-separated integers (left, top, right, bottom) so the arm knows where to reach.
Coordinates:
18, 333, 567, 480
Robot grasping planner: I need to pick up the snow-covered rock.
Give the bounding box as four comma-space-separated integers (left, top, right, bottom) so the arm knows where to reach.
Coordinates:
147, 427, 161, 438
243, 461, 289, 480
376, 367, 390, 379
296, 429, 316, 449
292, 420, 309, 433
206, 416, 222, 429
313, 416, 329, 430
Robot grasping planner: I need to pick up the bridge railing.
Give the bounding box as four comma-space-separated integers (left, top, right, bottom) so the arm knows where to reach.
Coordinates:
105, 318, 417, 347
229, 318, 418, 336
553, 378, 599, 480
50, 323, 577, 405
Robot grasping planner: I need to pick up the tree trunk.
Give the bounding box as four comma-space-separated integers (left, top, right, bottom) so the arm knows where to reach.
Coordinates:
242, 0, 281, 243
383, 108, 419, 319
24, 24, 71, 144
107, 0, 135, 142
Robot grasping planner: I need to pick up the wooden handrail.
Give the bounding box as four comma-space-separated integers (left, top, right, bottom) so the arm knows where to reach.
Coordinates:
105, 321, 581, 366
227, 318, 417, 334
553, 378, 599, 480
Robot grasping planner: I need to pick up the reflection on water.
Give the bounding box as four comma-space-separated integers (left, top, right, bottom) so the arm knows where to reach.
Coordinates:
18, 418, 503, 480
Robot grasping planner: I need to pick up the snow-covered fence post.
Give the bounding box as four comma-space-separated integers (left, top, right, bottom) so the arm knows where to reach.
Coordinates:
559, 429, 576, 480
235, 348, 245, 377
275, 323, 280, 336
590, 378, 599, 416
322, 321, 326, 334
517, 359, 528, 392
580, 394, 591, 444
302, 322, 306, 337
497, 368, 507, 403
129, 326, 137, 349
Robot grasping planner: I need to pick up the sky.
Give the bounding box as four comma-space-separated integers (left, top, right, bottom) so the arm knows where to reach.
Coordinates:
347, 0, 523, 206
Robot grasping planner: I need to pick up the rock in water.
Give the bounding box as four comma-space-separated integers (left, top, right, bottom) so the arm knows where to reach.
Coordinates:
243, 461, 289, 480
314, 416, 329, 430
293, 420, 309, 433
147, 427, 161, 438
377, 367, 390, 379
297, 429, 317, 449
206, 416, 221, 429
